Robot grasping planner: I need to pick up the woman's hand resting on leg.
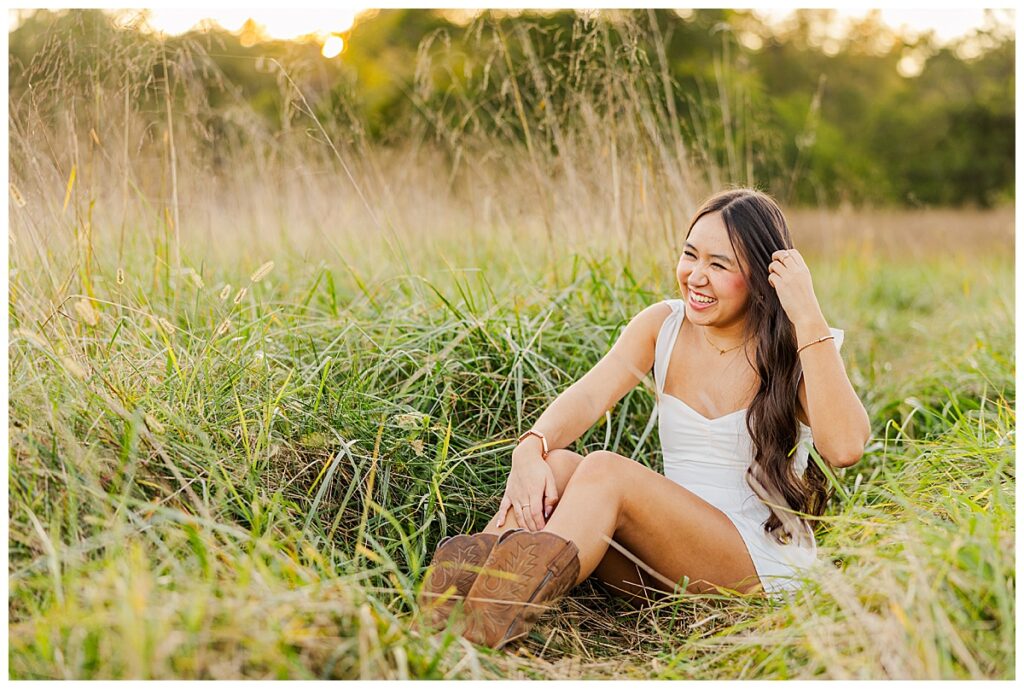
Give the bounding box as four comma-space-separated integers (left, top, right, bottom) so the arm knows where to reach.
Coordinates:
497, 447, 560, 531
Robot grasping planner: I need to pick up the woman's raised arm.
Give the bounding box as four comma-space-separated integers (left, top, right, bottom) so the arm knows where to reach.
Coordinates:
768, 248, 870, 468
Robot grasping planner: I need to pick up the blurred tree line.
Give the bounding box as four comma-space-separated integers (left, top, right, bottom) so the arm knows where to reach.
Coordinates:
9, 8, 1014, 207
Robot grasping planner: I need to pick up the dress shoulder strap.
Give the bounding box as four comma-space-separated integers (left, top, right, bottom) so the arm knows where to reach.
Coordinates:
653, 299, 685, 396
633, 299, 683, 460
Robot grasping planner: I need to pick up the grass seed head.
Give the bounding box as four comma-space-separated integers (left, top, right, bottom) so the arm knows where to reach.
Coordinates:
12, 328, 49, 350
157, 317, 175, 334
250, 261, 274, 283
219, 284, 231, 300
9, 182, 25, 208
215, 319, 232, 337
189, 268, 204, 288
233, 287, 248, 304
73, 299, 100, 326
60, 356, 88, 380
116, 268, 125, 285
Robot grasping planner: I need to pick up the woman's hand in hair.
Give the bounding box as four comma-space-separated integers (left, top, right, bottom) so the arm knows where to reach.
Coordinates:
767, 249, 825, 327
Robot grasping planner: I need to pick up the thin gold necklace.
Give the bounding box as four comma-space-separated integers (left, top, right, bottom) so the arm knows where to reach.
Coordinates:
703, 327, 748, 356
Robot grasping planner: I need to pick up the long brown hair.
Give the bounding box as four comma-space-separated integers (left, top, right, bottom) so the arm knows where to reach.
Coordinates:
685, 188, 835, 546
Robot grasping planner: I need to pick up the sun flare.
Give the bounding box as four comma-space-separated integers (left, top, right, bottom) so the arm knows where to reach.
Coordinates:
321, 35, 344, 59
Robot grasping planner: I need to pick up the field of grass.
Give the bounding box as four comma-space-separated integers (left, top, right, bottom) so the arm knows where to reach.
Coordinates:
8, 194, 1014, 678
8, 14, 1015, 679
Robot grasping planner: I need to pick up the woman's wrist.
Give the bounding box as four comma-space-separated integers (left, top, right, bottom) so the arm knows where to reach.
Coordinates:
793, 311, 829, 340
517, 429, 549, 456
512, 433, 548, 464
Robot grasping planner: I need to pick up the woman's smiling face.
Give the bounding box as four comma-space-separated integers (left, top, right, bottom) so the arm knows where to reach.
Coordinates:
677, 211, 751, 327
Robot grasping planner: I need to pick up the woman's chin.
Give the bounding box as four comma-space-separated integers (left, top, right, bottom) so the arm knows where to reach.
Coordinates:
686, 303, 742, 329
685, 302, 716, 319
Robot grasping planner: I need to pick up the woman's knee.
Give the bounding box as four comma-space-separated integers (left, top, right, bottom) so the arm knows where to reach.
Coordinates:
581, 448, 626, 470
575, 450, 625, 478
544, 448, 584, 491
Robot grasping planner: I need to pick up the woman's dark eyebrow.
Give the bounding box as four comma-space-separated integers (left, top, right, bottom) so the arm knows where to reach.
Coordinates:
684, 242, 734, 265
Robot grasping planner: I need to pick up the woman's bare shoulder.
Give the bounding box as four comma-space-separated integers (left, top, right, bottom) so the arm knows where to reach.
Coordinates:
625, 300, 677, 346
639, 299, 677, 322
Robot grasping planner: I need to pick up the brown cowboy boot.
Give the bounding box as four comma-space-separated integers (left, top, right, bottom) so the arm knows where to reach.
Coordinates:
461, 529, 581, 649
417, 532, 500, 631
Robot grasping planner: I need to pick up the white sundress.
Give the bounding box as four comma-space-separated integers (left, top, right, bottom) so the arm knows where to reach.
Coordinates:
647, 298, 844, 597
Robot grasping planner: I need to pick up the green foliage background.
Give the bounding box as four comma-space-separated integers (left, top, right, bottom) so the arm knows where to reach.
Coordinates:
9, 8, 1015, 207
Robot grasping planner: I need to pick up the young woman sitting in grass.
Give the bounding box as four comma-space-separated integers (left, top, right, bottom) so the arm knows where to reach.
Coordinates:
418, 188, 871, 649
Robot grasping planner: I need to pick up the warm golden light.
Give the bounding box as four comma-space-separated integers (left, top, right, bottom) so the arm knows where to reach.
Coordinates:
322, 35, 344, 58
135, 9, 362, 42
7, 8, 1010, 53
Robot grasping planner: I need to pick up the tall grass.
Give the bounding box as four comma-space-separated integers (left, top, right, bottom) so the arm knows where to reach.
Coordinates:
8, 10, 1014, 679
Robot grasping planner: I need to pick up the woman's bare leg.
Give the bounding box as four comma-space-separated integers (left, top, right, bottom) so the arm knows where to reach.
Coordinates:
542, 450, 763, 595
480, 449, 670, 606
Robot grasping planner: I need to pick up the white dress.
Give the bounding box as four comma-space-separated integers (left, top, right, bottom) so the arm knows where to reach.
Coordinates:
649, 298, 844, 596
